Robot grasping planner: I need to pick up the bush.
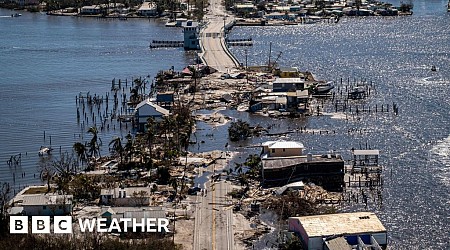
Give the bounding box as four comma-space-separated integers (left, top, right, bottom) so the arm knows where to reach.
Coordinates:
228, 120, 251, 141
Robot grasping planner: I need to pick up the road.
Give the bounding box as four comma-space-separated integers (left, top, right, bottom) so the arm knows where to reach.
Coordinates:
200, 0, 239, 72
193, 167, 234, 250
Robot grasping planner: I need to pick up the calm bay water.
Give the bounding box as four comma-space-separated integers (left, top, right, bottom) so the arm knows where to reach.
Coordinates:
0, 10, 194, 190
1, 0, 449, 248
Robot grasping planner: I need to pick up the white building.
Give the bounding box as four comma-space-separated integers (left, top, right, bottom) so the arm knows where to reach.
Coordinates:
80, 5, 102, 15
272, 77, 305, 92
14, 194, 73, 216
182, 21, 200, 50
134, 99, 170, 132
138, 2, 158, 17
99, 206, 167, 232
262, 141, 304, 158
288, 212, 387, 250
100, 187, 152, 206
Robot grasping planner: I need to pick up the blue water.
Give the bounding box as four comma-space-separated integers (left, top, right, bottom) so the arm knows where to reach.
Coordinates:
1, 0, 450, 248
229, 1, 449, 248
0, 11, 194, 191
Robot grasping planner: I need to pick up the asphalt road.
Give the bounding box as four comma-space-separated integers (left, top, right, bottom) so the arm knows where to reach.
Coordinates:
200, 0, 238, 72
193, 167, 234, 250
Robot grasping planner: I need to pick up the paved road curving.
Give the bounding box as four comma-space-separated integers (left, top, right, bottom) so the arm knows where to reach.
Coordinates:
200, 0, 239, 73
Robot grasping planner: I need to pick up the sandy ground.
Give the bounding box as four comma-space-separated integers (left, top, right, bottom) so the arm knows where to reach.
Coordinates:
233, 212, 255, 250
174, 218, 195, 250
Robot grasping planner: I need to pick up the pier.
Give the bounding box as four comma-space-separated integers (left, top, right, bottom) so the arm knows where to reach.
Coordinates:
226, 38, 253, 46
149, 40, 183, 49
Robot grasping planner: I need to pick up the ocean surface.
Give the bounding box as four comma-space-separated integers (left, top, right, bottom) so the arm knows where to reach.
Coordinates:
0, 10, 195, 190
1, 0, 450, 248
208, 1, 450, 248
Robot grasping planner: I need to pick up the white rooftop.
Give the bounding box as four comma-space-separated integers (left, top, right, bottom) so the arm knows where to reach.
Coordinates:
21, 194, 73, 206
273, 77, 304, 84
138, 2, 156, 11
290, 212, 386, 238
263, 141, 304, 149
353, 149, 380, 156
100, 187, 151, 197
135, 99, 170, 116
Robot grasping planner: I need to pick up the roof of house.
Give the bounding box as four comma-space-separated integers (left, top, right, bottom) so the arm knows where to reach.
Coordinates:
135, 99, 170, 116
21, 194, 73, 206
273, 78, 304, 84
100, 206, 164, 217
114, 210, 166, 220
290, 212, 386, 238
81, 5, 101, 9
262, 141, 304, 149
275, 181, 304, 195
138, 2, 157, 11
353, 149, 380, 156
100, 187, 151, 197
182, 21, 199, 27
235, 4, 256, 8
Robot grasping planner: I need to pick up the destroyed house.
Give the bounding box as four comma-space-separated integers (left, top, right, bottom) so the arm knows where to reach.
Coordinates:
288, 212, 387, 250
261, 141, 344, 191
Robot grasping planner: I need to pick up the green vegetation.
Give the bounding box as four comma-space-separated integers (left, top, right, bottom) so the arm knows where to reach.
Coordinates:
228, 119, 251, 141
279, 235, 304, 250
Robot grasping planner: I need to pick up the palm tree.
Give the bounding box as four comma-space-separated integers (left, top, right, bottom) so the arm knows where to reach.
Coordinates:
124, 132, 134, 164
130, 87, 139, 104
73, 142, 88, 167
52, 152, 78, 194
161, 115, 177, 159
87, 126, 102, 159
38, 157, 55, 193
109, 137, 124, 163
146, 117, 156, 167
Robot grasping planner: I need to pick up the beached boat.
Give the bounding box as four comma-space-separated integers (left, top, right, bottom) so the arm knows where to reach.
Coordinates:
315, 81, 334, 94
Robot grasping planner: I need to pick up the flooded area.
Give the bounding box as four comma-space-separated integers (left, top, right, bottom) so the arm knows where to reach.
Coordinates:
1, 0, 450, 248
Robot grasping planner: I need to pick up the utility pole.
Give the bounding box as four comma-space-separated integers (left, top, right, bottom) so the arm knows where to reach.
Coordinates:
223, 16, 226, 37
245, 49, 248, 85
268, 42, 272, 72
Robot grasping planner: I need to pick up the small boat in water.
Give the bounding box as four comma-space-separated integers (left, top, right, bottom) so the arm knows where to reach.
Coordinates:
12, 13, 22, 17
431, 65, 437, 71
38, 146, 53, 156
348, 86, 366, 99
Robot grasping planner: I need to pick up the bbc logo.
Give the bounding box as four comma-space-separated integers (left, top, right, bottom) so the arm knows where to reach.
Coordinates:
10, 216, 72, 234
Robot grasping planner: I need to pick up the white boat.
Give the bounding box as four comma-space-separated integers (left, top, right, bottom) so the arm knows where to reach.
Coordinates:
38, 146, 53, 156
315, 81, 334, 94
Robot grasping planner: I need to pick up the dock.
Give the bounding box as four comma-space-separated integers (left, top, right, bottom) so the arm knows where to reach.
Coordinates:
226, 38, 253, 46
150, 40, 183, 49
